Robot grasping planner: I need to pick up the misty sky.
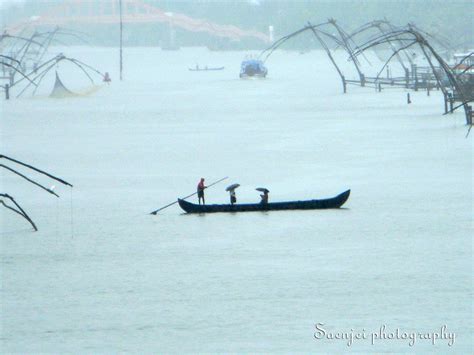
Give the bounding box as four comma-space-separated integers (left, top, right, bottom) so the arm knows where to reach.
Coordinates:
1, 0, 25, 9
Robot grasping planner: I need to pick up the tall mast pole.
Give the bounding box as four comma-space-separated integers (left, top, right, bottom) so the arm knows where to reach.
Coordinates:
119, 0, 123, 81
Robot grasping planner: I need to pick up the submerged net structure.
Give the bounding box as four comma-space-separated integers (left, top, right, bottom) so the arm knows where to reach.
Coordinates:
0, 54, 33, 96
50, 70, 76, 98
352, 25, 473, 125
260, 20, 473, 130
6, 53, 105, 98
0, 27, 90, 75
1, 29, 104, 99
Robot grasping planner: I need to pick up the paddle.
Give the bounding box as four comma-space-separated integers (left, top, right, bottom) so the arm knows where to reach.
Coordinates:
149, 176, 228, 215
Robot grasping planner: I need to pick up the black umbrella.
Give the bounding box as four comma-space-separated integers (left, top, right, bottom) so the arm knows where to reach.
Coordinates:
226, 183, 240, 191
256, 187, 269, 193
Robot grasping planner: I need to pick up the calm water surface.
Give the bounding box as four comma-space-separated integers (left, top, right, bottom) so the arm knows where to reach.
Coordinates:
1, 47, 472, 353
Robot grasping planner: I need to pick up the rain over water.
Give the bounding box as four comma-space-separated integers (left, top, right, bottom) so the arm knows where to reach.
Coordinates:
2, 46, 472, 353
1, 0, 473, 351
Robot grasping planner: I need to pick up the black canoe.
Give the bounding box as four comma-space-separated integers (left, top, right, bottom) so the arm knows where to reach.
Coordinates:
188, 66, 225, 71
178, 189, 350, 214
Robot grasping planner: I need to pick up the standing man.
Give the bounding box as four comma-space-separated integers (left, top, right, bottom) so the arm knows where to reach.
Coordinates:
197, 178, 206, 205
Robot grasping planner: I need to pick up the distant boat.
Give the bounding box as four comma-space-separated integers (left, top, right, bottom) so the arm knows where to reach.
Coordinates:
240, 59, 267, 78
188, 66, 225, 72
178, 190, 350, 214
161, 45, 180, 51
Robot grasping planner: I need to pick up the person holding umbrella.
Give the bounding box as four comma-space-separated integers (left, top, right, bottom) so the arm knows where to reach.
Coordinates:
226, 183, 240, 205
256, 187, 269, 205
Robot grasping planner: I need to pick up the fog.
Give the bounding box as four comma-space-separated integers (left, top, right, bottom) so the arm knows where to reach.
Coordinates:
1, 0, 472, 354
1, 0, 473, 48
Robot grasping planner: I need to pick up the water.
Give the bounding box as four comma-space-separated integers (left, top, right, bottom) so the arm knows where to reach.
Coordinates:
1, 47, 472, 353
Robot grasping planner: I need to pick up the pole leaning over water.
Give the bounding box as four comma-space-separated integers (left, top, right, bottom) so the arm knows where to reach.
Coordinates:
0, 194, 38, 231
150, 176, 228, 215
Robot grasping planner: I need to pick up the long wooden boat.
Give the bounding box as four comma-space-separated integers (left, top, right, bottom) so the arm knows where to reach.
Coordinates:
189, 66, 225, 71
178, 189, 350, 214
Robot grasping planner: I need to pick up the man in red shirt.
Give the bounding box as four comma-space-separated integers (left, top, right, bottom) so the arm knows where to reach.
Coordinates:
197, 178, 206, 205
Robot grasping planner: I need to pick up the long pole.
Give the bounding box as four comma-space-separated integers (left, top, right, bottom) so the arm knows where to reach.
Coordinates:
307, 23, 346, 93
1, 164, 59, 197
119, 0, 123, 81
0, 154, 73, 186
150, 177, 228, 215
0, 194, 38, 231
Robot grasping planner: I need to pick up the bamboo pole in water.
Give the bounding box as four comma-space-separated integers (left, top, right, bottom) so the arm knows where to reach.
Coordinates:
119, 0, 123, 81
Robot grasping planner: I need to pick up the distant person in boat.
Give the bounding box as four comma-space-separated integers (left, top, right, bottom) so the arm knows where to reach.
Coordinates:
103, 72, 111, 84
229, 190, 237, 205
260, 190, 269, 205
226, 183, 239, 205
197, 178, 206, 205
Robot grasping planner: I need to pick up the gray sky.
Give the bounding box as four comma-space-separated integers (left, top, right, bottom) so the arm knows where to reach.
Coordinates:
0, 0, 25, 10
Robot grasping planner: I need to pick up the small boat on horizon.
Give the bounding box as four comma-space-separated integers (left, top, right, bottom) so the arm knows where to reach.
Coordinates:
178, 189, 350, 214
189, 65, 225, 71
